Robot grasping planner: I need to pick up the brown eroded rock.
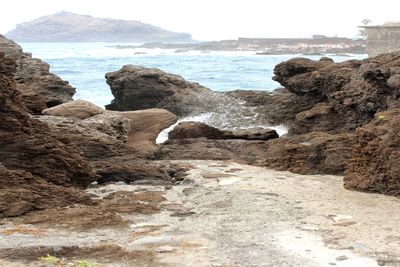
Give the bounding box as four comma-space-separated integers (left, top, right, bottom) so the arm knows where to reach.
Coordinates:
37, 109, 184, 185
169, 122, 227, 140
105, 65, 213, 116
344, 109, 400, 195
272, 53, 400, 134
42, 100, 105, 119
0, 35, 75, 113
118, 108, 177, 154
0, 52, 97, 218
169, 121, 278, 141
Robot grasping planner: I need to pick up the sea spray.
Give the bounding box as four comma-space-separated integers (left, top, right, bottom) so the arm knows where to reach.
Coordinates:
156, 92, 288, 143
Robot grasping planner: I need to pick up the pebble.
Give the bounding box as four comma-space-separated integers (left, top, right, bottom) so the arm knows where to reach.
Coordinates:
336, 255, 348, 261
155, 245, 175, 253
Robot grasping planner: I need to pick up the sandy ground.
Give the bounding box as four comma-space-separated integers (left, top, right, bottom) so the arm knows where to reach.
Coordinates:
0, 160, 399, 267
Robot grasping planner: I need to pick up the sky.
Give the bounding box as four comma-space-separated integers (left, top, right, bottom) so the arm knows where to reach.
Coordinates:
1, 0, 400, 41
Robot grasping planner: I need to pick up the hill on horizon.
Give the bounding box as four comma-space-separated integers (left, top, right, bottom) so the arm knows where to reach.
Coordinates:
5, 11, 193, 43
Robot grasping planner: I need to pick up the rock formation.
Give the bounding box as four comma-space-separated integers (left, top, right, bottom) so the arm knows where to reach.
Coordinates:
42, 100, 105, 119
155, 52, 400, 195
105, 65, 214, 116
38, 104, 181, 184
0, 52, 97, 218
118, 109, 177, 154
344, 110, 400, 195
169, 122, 278, 141
0, 35, 75, 113
268, 53, 400, 194
273, 54, 400, 134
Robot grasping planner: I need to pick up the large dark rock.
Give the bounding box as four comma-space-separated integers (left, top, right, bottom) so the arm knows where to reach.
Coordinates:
273, 54, 400, 134
105, 65, 213, 116
344, 109, 400, 195
169, 121, 278, 141
261, 132, 355, 175
6, 11, 193, 43
0, 35, 75, 113
0, 52, 97, 218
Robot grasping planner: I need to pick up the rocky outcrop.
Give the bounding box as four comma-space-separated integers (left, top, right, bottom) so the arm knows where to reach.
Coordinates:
159, 128, 352, 175
0, 52, 97, 218
105, 65, 214, 116
344, 110, 400, 195
272, 54, 400, 134
169, 121, 278, 141
268, 53, 400, 194
0, 35, 75, 113
261, 132, 355, 175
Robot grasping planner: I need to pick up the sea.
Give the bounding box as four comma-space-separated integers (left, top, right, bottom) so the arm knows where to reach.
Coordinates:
20, 42, 367, 140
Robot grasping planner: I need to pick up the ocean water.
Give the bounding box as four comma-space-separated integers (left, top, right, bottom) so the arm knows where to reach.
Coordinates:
20, 42, 367, 109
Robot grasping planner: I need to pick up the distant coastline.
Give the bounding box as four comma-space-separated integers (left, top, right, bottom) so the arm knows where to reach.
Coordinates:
108, 36, 366, 55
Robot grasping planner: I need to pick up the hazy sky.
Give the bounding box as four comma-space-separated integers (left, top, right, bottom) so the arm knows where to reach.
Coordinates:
1, 0, 399, 40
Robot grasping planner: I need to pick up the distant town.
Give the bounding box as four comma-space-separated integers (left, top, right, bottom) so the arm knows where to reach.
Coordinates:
112, 35, 366, 55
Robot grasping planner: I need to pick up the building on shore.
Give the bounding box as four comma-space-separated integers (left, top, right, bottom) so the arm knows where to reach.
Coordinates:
360, 22, 400, 57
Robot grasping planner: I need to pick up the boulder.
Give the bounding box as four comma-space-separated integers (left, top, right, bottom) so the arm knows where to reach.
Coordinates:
42, 100, 105, 119
0, 35, 75, 113
169, 122, 226, 140
159, 129, 353, 175
169, 121, 278, 141
38, 109, 181, 184
344, 109, 400, 195
118, 108, 177, 154
105, 65, 213, 116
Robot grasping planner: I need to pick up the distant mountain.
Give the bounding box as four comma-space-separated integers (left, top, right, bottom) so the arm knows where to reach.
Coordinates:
6, 11, 193, 43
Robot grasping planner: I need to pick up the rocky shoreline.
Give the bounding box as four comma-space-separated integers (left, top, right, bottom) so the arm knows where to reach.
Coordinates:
0, 34, 399, 266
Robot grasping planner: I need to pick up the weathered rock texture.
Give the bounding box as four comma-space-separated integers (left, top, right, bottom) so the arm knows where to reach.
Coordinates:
38, 108, 182, 185
0, 35, 75, 113
169, 122, 278, 141
118, 109, 177, 154
273, 54, 400, 134
105, 65, 214, 116
158, 52, 400, 195
344, 110, 400, 195
0, 52, 97, 218
269, 53, 400, 194
42, 100, 105, 119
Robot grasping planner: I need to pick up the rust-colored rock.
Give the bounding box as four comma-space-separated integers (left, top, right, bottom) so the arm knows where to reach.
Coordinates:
0, 35, 75, 113
344, 109, 400, 195
169, 121, 278, 141
0, 53, 97, 218
272, 53, 400, 134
